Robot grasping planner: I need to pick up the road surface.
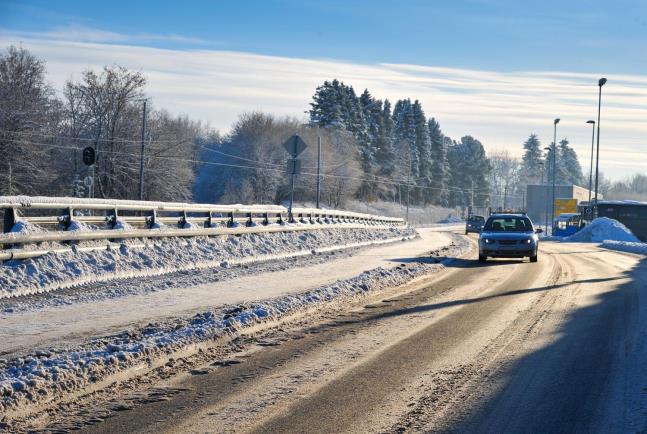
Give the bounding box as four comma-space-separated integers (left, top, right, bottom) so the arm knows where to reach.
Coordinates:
0, 227, 457, 358
17, 236, 647, 433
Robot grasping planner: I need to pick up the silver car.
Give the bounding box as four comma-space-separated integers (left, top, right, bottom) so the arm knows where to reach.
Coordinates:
478, 214, 543, 263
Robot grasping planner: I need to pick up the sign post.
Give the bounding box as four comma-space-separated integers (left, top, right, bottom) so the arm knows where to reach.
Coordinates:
282, 134, 308, 222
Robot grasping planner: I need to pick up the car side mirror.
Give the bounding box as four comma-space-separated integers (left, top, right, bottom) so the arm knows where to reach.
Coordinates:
535, 228, 544, 234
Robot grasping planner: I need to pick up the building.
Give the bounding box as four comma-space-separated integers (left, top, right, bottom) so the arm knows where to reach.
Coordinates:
525, 184, 596, 226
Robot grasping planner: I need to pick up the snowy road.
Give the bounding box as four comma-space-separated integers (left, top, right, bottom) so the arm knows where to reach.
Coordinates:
0, 227, 457, 357
63, 238, 647, 433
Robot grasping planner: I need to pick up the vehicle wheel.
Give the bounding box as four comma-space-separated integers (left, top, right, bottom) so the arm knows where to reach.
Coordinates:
465, 231, 468, 235
478, 254, 487, 263
530, 254, 538, 263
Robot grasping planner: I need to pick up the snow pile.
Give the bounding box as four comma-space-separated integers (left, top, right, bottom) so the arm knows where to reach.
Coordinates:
0, 236, 469, 417
438, 215, 463, 224
563, 217, 639, 243
599, 240, 647, 255
9, 220, 46, 235
0, 226, 415, 299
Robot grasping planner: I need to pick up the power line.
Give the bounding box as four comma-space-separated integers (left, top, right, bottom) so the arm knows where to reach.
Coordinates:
7, 138, 523, 199
0, 129, 197, 145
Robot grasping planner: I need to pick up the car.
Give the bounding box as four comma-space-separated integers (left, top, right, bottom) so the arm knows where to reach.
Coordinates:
465, 215, 485, 234
478, 214, 543, 263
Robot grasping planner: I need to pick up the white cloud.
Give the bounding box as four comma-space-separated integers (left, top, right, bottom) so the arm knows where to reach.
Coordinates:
0, 34, 645, 180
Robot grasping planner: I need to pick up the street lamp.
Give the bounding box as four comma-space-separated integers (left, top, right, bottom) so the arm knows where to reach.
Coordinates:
594, 78, 607, 207
586, 120, 595, 204
543, 146, 551, 234
552, 118, 560, 235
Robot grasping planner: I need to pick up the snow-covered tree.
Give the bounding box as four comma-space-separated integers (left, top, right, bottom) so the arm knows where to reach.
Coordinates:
558, 139, 584, 186
521, 134, 543, 185
428, 117, 448, 205
447, 136, 491, 208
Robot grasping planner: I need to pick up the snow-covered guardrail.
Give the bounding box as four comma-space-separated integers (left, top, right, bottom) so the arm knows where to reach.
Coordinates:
0, 196, 404, 260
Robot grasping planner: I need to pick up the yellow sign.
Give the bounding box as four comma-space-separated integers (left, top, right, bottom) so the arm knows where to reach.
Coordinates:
554, 198, 578, 217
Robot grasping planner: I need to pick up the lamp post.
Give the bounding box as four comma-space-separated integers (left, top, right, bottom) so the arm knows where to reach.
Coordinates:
586, 120, 595, 204
543, 146, 551, 234
594, 78, 607, 209
552, 118, 560, 235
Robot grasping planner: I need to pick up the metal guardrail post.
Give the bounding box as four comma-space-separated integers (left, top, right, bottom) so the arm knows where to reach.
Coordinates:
228, 212, 235, 227
59, 207, 74, 230
205, 211, 213, 229
106, 208, 118, 229
246, 212, 253, 227
146, 210, 157, 229
262, 212, 269, 226
178, 211, 188, 228
2, 207, 17, 234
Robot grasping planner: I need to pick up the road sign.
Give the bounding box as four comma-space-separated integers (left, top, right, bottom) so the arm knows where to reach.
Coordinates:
287, 158, 302, 175
82, 147, 96, 166
554, 198, 578, 217
282, 134, 308, 157
83, 176, 93, 187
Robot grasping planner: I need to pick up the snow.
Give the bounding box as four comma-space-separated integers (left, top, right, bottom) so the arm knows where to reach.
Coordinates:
599, 240, 647, 255
563, 217, 639, 243
551, 217, 647, 257
0, 226, 415, 299
438, 216, 463, 224
0, 235, 470, 416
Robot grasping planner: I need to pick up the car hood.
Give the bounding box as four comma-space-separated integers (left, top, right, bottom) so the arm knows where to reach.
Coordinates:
480, 231, 535, 239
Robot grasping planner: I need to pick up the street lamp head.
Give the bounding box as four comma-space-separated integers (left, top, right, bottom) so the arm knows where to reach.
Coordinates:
554, 118, 560, 125
599, 77, 607, 86
586, 120, 595, 124
544, 147, 551, 152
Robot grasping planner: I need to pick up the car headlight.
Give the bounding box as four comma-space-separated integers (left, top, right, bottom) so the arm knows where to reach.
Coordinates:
482, 238, 494, 244
522, 238, 533, 244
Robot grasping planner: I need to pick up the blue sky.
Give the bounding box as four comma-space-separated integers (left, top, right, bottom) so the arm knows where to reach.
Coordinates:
1, 0, 646, 180
2, 0, 646, 73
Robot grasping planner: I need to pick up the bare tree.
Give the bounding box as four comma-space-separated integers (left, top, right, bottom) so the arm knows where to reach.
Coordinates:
489, 150, 522, 210
0, 45, 60, 195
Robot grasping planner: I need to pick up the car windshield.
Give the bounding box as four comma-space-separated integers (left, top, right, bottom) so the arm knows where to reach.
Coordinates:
484, 216, 533, 232
469, 216, 485, 222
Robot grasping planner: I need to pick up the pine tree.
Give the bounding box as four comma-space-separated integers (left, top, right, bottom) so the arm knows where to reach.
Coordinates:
411, 100, 431, 202
521, 134, 543, 184
375, 99, 396, 177
428, 117, 448, 205
447, 136, 491, 208
392, 99, 419, 181
543, 143, 561, 185
558, 139, 584, 185
309, 80, 344, 128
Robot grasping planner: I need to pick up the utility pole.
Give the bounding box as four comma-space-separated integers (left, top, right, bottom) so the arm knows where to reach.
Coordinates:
406, 148, 412, 224
316, 136, 321, 209
542, 151, 550, 234
470, 180, 475, 208
138, 99, 147, 201
551, 118, 560, 235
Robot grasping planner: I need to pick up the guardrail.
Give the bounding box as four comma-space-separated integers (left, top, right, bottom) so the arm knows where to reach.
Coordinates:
0, 196, 405, 260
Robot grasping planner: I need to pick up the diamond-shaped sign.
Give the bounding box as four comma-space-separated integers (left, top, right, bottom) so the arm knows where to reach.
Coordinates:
282, 134, 308, 157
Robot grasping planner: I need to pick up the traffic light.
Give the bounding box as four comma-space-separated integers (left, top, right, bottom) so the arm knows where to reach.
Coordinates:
82, 147, 96, 166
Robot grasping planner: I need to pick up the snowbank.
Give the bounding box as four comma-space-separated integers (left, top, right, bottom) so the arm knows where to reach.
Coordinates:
599, 240, 647, 255
563, 217, 639, 243
0, 236, 470, 417
0, 226, 415, 299
439, 216, 463, 224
